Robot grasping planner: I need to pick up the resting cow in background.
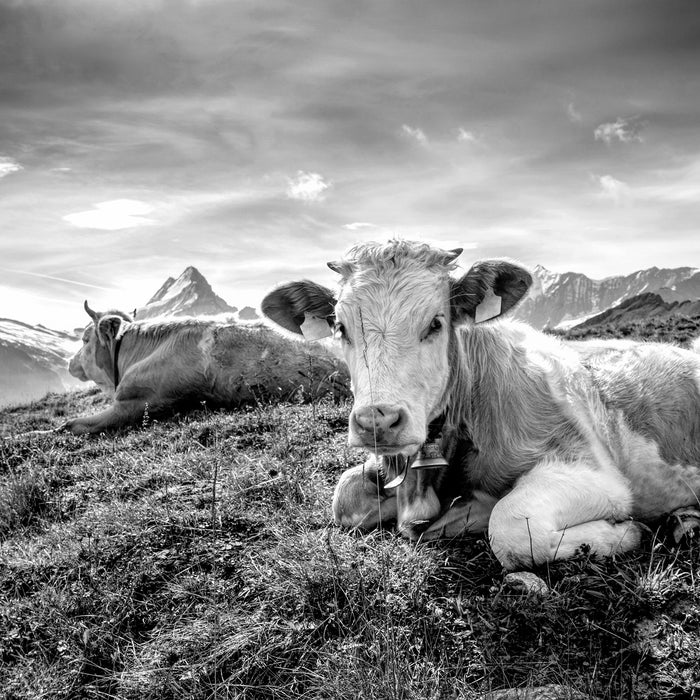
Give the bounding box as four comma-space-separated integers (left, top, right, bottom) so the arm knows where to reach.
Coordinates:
63, 301, 347, 434
262, 239, 700, 570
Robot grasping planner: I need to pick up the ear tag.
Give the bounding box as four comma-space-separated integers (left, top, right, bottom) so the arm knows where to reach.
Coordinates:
411, 437, 449, 470
300, 313, 332, 341
474, 288, 502, 323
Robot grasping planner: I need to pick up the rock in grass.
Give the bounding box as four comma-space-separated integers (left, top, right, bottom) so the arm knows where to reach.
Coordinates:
502, 571, 550, 598
669, 506, 700, 544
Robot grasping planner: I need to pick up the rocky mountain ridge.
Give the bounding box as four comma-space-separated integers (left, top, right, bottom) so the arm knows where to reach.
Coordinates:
135, 266, 239, 320
0, 319, 81, 407
515, 264, 700, 329
135, 265, 260, 322
574, 292, 700, 329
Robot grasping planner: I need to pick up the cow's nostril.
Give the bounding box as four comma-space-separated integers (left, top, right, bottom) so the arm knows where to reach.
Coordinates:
389, 410, 404, 429
353, 404, 404, 435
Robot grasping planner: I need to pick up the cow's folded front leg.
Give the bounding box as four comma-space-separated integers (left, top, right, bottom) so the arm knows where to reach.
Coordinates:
488, 460, 643, 570
332, 459, 397, 531
59, 400, 150, 435
420, 489, 498, 540
395, 466, 442, 541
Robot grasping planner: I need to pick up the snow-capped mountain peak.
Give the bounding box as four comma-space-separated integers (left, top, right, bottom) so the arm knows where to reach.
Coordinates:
137, 266, 238, 320
515, 265, 700, 329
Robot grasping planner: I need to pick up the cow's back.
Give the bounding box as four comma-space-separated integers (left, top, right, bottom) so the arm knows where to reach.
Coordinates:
208, 324, 349, 404
575, 340, 700, 466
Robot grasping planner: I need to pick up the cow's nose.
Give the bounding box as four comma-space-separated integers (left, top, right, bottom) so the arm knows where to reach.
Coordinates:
352, 404, 405, 438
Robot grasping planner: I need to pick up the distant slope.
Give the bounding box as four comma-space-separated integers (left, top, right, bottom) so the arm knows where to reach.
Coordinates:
553, 293, 700, 346
136, 266, 238, 320
0, 318, 81, 407
575, 292, 700, 328
516, 265, 700, 330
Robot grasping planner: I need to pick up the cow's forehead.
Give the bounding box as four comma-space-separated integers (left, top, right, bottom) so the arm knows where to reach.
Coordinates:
336, 264, 451, 326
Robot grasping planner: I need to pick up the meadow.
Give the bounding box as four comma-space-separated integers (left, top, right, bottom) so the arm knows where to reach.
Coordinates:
1, 386, 699, 699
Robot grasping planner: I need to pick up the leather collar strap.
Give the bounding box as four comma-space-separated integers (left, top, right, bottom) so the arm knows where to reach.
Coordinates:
426, 413, 447, 441
112, 336, 123, 389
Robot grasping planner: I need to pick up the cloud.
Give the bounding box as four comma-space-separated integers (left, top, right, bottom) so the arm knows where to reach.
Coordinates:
343, 222, 378, 231
0, 156, 22, 178
0, 267, 117, 291
401, 124, 428, 145
636, 159, 700, 204
63, 199, 157, 230
597, 174, 632, 203
566, 102, 582, 124
286, 171, 330, 202
457, 127, 478, 143
594, 117, 645, 144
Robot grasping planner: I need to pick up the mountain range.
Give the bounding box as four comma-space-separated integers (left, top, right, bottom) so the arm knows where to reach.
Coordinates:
1, 263, 698, 409
515, 264, 700, 329
135, 266, 239, 320
0, 319, 83, 408
554, 292, 700, 346
136, 266, 259, 322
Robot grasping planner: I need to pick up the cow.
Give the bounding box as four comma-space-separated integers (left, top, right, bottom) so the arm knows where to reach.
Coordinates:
63, 301, 348, 434
261, 239, 700, 570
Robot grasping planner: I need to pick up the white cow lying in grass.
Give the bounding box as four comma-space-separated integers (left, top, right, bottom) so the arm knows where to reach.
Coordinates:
262, 239, 700, 570
63, 302, 348, 434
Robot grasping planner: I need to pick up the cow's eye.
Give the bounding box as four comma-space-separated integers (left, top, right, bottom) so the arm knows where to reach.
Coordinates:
333, 322, 350, 343
421, 316, 443, 341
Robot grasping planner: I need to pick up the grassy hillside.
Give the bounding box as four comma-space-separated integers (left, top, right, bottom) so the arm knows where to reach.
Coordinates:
553, 313, 700, 346
1, 389, 699, 699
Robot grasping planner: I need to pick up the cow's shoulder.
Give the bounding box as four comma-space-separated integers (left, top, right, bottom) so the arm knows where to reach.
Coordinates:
119, 318, 215, 365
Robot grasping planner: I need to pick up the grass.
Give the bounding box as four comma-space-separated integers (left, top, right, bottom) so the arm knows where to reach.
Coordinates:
0, 390, 699, 699
552, 314, 700, 346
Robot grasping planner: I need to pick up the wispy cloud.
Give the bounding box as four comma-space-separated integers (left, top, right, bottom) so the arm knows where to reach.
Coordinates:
0, 268, 118, 291
457, 127, 478, 143
597, 174, 632, 203
594, 116, 645, 144
401, 124, 428, 145
343, 222, 378, 231
566, 102, 582, 124
63, 200, 157, 230
286, 171, 330, 202
637, 159, 700, 204
0, 156, 22, 178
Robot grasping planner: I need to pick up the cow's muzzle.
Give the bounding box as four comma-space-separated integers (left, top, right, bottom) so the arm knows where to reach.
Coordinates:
350, 403, 420, 454
68, 357, 88, 381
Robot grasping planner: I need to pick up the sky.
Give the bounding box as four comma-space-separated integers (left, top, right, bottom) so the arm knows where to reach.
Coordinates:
1, 0, 699, 329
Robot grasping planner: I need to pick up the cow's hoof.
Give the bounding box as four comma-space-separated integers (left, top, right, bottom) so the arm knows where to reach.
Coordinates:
502, 571, 550, 598
669, 507, 700, 545
59, 420, 89, 435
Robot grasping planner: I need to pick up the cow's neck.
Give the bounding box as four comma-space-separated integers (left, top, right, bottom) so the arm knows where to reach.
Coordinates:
453, 323, 574, 491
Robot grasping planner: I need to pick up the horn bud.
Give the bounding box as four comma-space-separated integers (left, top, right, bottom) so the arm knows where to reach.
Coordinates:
84, 300, 100, 322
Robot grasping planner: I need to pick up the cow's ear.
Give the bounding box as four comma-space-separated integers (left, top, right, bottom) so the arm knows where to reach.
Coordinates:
262, 280, 337, 336
96, 315, 123, 346
451, 260, 532, 324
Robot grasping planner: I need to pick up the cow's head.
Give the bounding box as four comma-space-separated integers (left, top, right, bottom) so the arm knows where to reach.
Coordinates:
69, 301, 132, 392
262, 240, 532, 456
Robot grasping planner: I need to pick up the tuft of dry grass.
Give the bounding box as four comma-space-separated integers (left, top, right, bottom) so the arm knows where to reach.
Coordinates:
0, 388, 699, 699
